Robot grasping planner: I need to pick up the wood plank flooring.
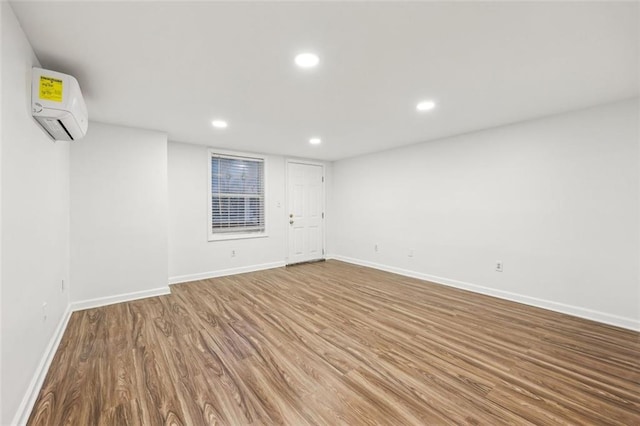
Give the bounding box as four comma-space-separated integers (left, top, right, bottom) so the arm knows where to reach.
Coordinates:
28, 260, 640, 425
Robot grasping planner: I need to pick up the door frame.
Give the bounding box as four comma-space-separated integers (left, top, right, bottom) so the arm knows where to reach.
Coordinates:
285, 159, 326, 265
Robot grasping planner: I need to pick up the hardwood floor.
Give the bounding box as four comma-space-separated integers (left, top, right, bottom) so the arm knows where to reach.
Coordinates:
28, 260, 640, 425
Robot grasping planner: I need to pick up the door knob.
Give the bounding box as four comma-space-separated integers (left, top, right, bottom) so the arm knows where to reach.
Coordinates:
289, 213, 293, 218
289, 219, 294, 225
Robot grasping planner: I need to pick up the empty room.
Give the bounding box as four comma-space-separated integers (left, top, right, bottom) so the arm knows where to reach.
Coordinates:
1, 1, 639, 425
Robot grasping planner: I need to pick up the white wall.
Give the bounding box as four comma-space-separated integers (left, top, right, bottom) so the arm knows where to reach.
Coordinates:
168, 142, 286, 281
1, 3, 70, 424
168, 141, 332, 282
331, 99, 640, 330
70, 122, 169, 306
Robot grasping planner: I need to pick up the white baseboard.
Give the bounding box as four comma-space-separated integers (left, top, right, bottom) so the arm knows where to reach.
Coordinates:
12, 305, 72, 426
331, 255, 640, 332
169, 261, 286, 285
70, 286, 171, 312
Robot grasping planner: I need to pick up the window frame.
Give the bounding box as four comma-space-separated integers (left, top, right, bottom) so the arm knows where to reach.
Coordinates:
207, 149, 268, 242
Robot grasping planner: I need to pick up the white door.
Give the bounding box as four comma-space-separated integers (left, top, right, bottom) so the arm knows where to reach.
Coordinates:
287, 162, 324, 264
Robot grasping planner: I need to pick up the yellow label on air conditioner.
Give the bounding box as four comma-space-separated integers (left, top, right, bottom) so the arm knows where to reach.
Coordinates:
39, 76, 63, 102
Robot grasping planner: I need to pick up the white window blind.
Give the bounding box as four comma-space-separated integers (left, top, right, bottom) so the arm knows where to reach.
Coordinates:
210, 154, 265, 234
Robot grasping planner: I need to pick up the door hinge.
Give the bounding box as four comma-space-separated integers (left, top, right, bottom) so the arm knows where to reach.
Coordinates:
322, 176, 324, 182
322, 248, 325, 255
322, 212, 325, 219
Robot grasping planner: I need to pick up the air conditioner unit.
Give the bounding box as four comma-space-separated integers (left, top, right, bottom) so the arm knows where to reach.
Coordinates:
31, 67, 88, 141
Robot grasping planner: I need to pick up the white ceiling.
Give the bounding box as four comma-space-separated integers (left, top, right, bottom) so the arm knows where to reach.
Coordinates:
10, 1, 639, 161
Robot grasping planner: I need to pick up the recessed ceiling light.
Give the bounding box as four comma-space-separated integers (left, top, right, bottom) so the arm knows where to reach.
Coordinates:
295, 53, 320, 68
309, 137, 322, 145
416, 100, 436, 112
211, 119, 228, 129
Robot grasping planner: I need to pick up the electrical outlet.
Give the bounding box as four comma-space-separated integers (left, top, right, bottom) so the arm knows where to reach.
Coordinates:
42, 302, 48, 322
408, 249, 414, 258
496, 261, 503, 272
231, 249, 236, 257
374, 243, 379, 252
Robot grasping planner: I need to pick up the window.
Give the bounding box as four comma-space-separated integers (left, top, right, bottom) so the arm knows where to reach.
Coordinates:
209, 152, 265, 240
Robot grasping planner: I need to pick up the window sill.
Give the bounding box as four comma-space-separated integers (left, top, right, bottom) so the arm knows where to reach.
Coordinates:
208, 233, 269, 242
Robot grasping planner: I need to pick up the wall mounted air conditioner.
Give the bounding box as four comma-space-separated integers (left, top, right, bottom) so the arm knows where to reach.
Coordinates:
31, 67, 88, 141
